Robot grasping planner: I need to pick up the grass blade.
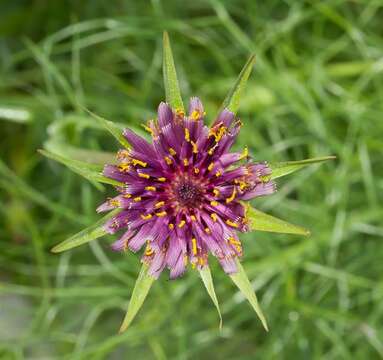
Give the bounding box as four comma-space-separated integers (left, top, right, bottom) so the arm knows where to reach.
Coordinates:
268, 156, 336, 180
199, 266, 223, 330
221, 54, 256, 114
163, 31, 184, 111
229, 259, 268, 331
39, 149, 124, 187
119, 263, 156, 333
82, 107, 131, 149
51, 209, 121, 253
246, 205, 310, 236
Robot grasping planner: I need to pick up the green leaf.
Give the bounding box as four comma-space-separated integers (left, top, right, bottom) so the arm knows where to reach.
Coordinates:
199, 266, 223, 330
268, 156, 336, 180
82, 107, 131, 149
246, 205, 310, 236
119, 263, 156, 333
39, 149, 124, 187
163, 31, 184, 111
51, 209, 121, 253
229, 259, 268, 331
221, 54, 256, 114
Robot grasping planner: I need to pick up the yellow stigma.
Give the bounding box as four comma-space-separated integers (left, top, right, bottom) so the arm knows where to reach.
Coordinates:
191, 141, 198, 153
176, 108, 185, 117
168, 223, 174, 230
210, 200, 219, 207
169, 148, 176, 156
109, 199, 120, 207
138, 173, 150, 179
155, 211, 167, 217
184, 128, 190, 142
213, 188, 220, 197
183, 158, 189, 166
164, 156, 173, 165
240, 146, 249, 159
215, 171, 222, 177
132, 159, 147, 167
226, 220, 239, 228
207, 162, 214, 172
141, 123, 154, 136
134, 196, 141, 202
157, 177, 166, 182
141, 213, 153, 220
205, 227, 211, 234
194, 167, 200, 174
155, 201, 165, 208
145, 186, 156, 191
190, 110, 200, 120
190, 215, 196, 221
123, 193, 131, 198
145, 246, 154, 256
229, 237, 241, 246
226, 187, 237, 203
208, 147, 215, 155
178, 220, 186, 228
210, 213, 218, 222
118, 163, 130, 172
192, 238, 198, 255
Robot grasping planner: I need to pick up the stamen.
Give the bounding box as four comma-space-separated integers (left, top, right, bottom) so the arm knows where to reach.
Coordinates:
229, 237, 241, 246
183, 159, 189, 166
190, 110, 200, 120
138, 173, 150, 179
141, 214, 153, 220
155, 201, 165, 208
208, 148, 214, 155
134, 196, 141, 202
118, 163, 130, 172
215, 171, 222, 177
157, 177, 166, 182
213, 188, 220, 197
145, 186, 156, 191
194, 167, 200, 174
240, 146, 248, 159
169, 148, 177, 156
141, 123, 154, 136
205, 227, 211, 234
207, 163, 214, 172
178, 220, 186, 228
192, 238, 197, 255
226, 188, 236, 203
168, 223, 174, 230
191, 141, 198, 153
164, 156, 173, 165
109, 199, 120, 207
123, 193, 131, 198
132, 159, 147, 167
184, 128, 190, 142
210, 213, 218, 222
210, 200, 219, 207
176, 108, 185, 117
145, 246, 154, 256
155, 211, 167, 217
190, 215, 196, 221
226, 219, 239, 228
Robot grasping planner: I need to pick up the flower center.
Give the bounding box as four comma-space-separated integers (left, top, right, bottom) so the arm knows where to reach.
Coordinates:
172, 178, 204, 209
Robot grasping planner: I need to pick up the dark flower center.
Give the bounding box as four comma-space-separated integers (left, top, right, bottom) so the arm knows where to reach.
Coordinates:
175, 180, 203, 208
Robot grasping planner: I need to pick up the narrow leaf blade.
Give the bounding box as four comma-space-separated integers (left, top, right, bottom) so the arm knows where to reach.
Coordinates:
82, 107, 131, 149
163, 31, 184, 111
39, 149, 124, 187
51, 209, 121, 253
229, 259, 268, 331
119, 263, 156, 333
246, 205, 310, 236
199, 266, 223, 330
269, 156, 336, 180
221, 54, 256, 114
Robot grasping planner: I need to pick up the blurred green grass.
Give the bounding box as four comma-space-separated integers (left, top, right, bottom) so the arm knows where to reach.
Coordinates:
1, 1, 382, 359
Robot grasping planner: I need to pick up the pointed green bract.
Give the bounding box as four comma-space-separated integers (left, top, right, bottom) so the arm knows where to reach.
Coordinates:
119, 263, 156, 333
230, 259, 268, 331
82, 107, 131, 149
39, 149, 124, 187
163, 31, 184, 111
221, 54, 256, 114
51, 209, 121, 253
268, 156, 336, 180
199, 266, 223, 330
246, 205, 310, 236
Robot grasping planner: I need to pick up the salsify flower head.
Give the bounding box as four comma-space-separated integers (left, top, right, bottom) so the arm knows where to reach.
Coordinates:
98, 98, 276, 279
46, 32, 334, 332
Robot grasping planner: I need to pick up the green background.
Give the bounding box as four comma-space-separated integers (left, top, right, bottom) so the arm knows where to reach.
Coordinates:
1, 1, 382, 359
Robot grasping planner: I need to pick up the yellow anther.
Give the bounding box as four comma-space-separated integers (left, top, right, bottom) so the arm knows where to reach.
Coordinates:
109, 199, 120, 207
191, 141, 198, 154
157, 177, 166, 182
226, 188, 237, 204
210, 213, 218, 222
240, 146, 249, 159
117, 149, 130, 160
178, 220, 186, 228
191, 262, 196, 269
213, 188, 220, 197
194, 167, 200, 174
155, 201, 165, 208
208, 147, 215, 155
132, 159, 147, 167
134, 196, 141, 202
145, 186, 156, 191
123, 193, 132, 198
239, 181, 247, 190
215, 171, 222, 177
183, 158, 189, 166
141, 213, 153, 220
155, 211, 167, 217
190, 215, 196, 221
210, 200, 219, 207
141, 123, 154, 136
226, 220, 239, 228
169, 148, 176, 156
184, 128, 190, 142
229, 237, 241, 246
205, 227, 211, 234
176, 108, 185, 117
208, 162, 214, 172
164, 156, 173, 165
192, 238, 198, 255
168, 223, 174, 230
184, 255, 189, 266
118, 163, 130, 172
145, 247, 154, 256
190, 110, 200, 120
138, 173, 150, 179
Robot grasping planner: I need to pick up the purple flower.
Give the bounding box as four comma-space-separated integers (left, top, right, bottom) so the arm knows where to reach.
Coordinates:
98, 98, 276, 279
